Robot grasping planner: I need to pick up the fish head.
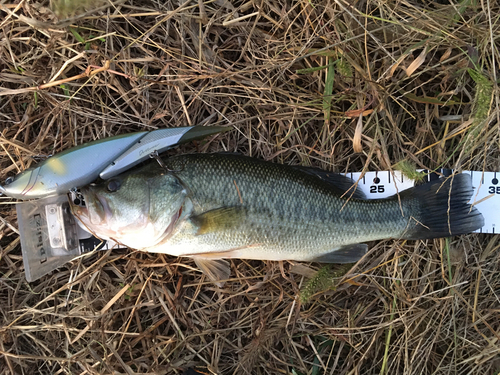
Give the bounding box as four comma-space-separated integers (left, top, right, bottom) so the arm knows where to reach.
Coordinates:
70, 166, 188, 249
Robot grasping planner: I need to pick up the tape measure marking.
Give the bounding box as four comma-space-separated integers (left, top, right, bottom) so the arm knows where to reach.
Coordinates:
349, 170, 498, 234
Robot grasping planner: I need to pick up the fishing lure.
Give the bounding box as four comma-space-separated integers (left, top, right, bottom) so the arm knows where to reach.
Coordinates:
0, 126, 226, 199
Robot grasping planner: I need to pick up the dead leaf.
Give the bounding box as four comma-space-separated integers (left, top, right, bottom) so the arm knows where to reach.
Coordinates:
353, 115, 363, 153
405, 47, 427, 77
440, 47, 452, 62
388, 54, 407, 78
345, 108, 373, 118
289, 263, 316, 278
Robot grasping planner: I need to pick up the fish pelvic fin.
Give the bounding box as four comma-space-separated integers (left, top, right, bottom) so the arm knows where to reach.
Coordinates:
307, 244, 368, 263
191, 206, 245, 235
193, 258, 230, 287
401, 173, 484, 239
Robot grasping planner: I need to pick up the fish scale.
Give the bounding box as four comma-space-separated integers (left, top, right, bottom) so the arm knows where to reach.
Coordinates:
154, 154, 475, 260
72, 153, 484, 282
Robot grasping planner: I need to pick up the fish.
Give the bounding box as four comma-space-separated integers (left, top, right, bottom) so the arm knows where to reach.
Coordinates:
70, 153, 484, 284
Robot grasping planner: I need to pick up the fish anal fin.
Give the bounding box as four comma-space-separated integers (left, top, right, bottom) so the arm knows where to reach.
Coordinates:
193, 258, 231, 287
308, 244, 368, 263
191, 206, 245, 235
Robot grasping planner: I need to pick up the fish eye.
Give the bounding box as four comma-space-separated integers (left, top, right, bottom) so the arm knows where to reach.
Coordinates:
107, 180, 121, 192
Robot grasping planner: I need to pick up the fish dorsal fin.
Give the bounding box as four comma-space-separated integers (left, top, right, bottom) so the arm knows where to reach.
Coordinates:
193, 258, 231, 287
307, 244, 368, 263
293, 166, 366, 199
191, 207, 245, 235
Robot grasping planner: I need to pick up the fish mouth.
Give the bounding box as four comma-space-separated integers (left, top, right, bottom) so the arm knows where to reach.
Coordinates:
70, 188, 111, 225
69, 198, 92, 229
69, 189, 88, 218
70, 202, 92, 230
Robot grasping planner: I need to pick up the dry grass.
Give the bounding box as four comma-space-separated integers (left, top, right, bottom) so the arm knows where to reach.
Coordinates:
1, 0, 499, 374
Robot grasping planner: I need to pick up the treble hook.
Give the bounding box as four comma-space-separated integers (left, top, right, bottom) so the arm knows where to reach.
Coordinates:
149, 150, 167, 169
149, 151, 183, 172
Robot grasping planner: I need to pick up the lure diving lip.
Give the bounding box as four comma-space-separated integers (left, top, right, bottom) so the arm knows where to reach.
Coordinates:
0, 126, 228, 200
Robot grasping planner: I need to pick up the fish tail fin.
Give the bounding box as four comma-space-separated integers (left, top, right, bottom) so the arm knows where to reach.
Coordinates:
400, 173, 484, 239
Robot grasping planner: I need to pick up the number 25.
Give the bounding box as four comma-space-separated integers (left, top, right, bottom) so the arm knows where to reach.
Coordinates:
370, 185, 385, 193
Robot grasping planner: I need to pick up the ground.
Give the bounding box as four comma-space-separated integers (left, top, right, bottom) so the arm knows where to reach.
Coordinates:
0, 0, 499, 374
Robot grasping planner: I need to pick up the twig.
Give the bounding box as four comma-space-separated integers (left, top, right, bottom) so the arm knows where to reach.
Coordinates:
0, 61, 111, 96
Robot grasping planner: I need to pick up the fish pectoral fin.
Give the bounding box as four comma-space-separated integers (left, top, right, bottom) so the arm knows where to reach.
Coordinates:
191, 206, 245, 235
308, 244, 368, 263
193, 258, 231, 287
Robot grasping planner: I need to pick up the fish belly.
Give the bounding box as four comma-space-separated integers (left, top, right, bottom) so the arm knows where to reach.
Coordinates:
145, 208, 404, 261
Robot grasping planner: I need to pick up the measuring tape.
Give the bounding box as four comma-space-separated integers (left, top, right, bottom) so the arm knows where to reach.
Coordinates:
16, 168, 498, 282
349, 170, 499, 234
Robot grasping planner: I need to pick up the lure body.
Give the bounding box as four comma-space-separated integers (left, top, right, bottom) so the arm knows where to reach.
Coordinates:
0, 126, 226, 199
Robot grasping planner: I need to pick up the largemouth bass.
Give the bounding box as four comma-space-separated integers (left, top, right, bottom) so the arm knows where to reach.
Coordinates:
70, 153, 484, 283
